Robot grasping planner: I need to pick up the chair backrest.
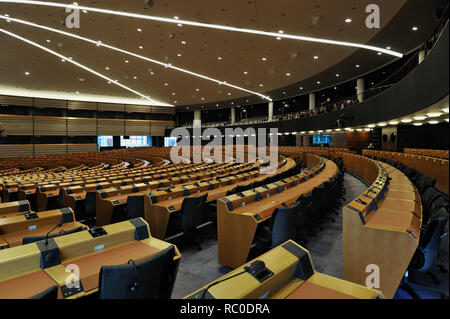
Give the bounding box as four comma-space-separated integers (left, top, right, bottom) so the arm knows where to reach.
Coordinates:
181, 194, 208, 233
22, 226, 84, 245
127, 195, 145, 220
98, 246, 175, 299
85, 191, 97, 218
270, 202, 300, 248
414, 174, 437, 195
31, 285, 58, 299
421, 187, 443, 219
412, 207, 448, 272
403, 167, 418, 180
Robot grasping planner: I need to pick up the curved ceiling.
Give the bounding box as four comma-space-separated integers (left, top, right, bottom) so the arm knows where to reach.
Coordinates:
0, 0, 440, 108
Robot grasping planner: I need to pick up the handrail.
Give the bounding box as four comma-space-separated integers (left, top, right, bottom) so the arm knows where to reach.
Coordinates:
180, 6, 449, 129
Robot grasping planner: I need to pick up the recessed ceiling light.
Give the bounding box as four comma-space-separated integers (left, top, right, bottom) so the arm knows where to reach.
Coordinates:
442, 108, 449, 113
46, 39, 51, 43
276, 37, 281, 40
75, 91, 79, 94
0, 11, 270, 103
412, 26, 418, 31
61, 59, 65, 62
177, 24, 183, 27
364, 128, 371, 132
299, 87, 303, 90
428, 120, 439, 124
336, 74, 340, 77
139, 46, 143, 49
401, 119, 413, 123
125, 60, 129, 63
201, 97, 205, 100
181, 41, 186, 44
378, 123, 387, 127
313, 56, 319, 60
137, 28, 142, 32
377, 52, 382, 55
262, 57, 267, 61
278, 30, 284, 34
389, 121, 399, 125
334, 87, 337, 90
345, 18, 352, 23
368, 124, 376, 128
195, 88, 199, 91
317, 81, 321, 84
427, 112, 442, 117
386, 46, 391, 50
177, 53, 182, 56
413, 116, 426, 121
356, 64, 360, 68
0, 1, 404, 58
164, 83, 168, 86
259, 84, 263, 87
174, 16, 179, 20
150, 72, 154, 75
133, 76, 137, 79
105, 66, 110, 70
25, 72, 30, 75
244, 71, 248, 74
286, 73, 291, 76
413, 123, 423, 126
218, 57, 222, 60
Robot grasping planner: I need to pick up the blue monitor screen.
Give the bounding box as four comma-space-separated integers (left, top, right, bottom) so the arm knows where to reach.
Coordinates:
313, 135, 332, 146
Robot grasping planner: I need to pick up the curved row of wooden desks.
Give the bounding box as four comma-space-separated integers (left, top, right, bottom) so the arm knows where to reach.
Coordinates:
340, 152, 422, 299
0, 148, 425, 298
362, 149, 449, 195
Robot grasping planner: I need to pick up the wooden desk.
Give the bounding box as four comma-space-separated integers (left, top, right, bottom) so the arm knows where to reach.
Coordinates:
217, 157, 338, 268
0, 269, 57, 299
185, 240, 381, 299
0, 237, 7, 250
59, 241, 160, 293
145, 159, 295, 240
342, 156, 421, 299
1, 222, 86, 248
0, 218, 181, 299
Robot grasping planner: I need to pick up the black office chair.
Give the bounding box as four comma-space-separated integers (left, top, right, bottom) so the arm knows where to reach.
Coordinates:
421, 187, 445, 224
23, 226, 85, 245
310, 183, 326, 231
181, 193, 208, 250
403, 167, 419, 181
98, 246, 176, 299
400, 207, 449, 299
394, 161, 407, 172
254, 202, 300, 254
414, 174, 437, 196
294, 194, 313, 245
126, 195, 145, 220
31, 285, 59, 299
84, 191, 97, 227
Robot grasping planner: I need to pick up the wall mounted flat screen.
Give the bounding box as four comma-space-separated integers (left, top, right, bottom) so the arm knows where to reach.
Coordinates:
313, 135, 332, 146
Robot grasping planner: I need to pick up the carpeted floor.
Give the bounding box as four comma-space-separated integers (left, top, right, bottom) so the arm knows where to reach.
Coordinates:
170, 173, 449, 299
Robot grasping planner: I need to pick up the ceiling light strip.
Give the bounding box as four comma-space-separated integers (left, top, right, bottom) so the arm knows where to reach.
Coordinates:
0, 0, 403, 58
0, 27, 167, 106
0, 15, 272, 102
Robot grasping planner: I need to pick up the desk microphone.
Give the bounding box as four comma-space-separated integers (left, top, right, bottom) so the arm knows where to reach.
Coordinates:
45, 220, 63, 246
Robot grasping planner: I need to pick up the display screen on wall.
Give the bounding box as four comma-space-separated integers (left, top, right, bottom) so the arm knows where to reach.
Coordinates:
313, 134, 332, 146
120, 136, 152, 148
164, 137, 177, 147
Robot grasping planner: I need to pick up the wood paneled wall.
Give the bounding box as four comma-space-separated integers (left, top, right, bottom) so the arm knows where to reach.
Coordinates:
0, 144, 98, 158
